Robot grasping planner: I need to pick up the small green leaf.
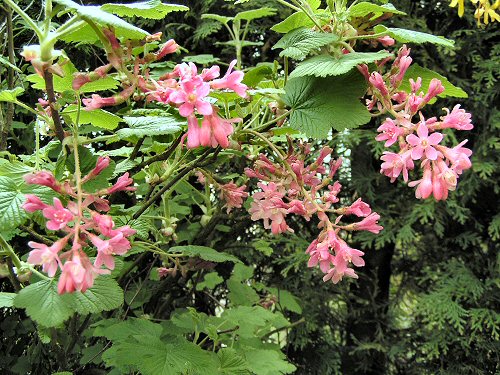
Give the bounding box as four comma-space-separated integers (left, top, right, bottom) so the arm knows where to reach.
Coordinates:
266, 287, 302, 313
271, 12, 314, 33
0, 292, 16, 308
282, 71, 370, 138
183, 54, 221, 65
399, 64, 468, 98
245, 349, 296, 375
0, 56, 21, 73
14, 280, 75, 327
101, 1, 188, 20
202, 14, 234, 24
290, 51, 393, 78
349, 2, 406, 18
234, 8, 277, 22
373, 25, 455, 47
54, 0, 150, 40
168, 245, 241, 263
0, 87, 24, 102
62, 105, 122, 130
228, 278, 260, 306
117, 116, 183, 139
196, 272, 224, 290
242, 64, 274, 86
273, 28, 340, 61
78, 77, 120, 93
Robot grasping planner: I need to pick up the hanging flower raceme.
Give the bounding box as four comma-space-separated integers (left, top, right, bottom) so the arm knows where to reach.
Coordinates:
144, 59, 248, 149
22, 158, 136, 294
360, 45, 474, 201
246, 144, 383, 284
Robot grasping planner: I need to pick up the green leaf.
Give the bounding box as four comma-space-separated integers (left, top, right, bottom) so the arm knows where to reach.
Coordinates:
290, 51, 393, 78
234, 8, 277, 22
242, 64, 274, 86
399, 64, 468, 98
168, 245, 241, 263
0, 176, 55, 231
266, 288, 302, 313
202, 14, 234, 24
183, 54, 221, 65
14, 280, 75, 327
244, 349, 296, 375
116, 116, 183, 138
0, 56, 21, 73
103, 335, 218, 375
282, 71, 370, 138
273, 28, 339, 61
0, 292, 16, 308
101, 1, 188, 20
94, 318, 162, 340
0, 87, 24, 102
228, 278, 260, 306
54, 0, 149, 40
196, 272, 224, 290
0, 159, 33, 183
373, 25, 455, 47
349, 2, 406, 18
79, 77, 121, 93
62, 105, 122, 130
72, 277, 124, 314
26, 61, 76, 92
253, 240, 273, 256
271, 12, 314, 33
217, 348, 251, 374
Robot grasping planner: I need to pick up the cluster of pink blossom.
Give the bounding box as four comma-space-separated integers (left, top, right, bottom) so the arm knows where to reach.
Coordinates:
359, 45, 473, 200
246, 144, 383, 284
75, 28, 248, 150
144, 59, 248, 149
22, 157, 136, 294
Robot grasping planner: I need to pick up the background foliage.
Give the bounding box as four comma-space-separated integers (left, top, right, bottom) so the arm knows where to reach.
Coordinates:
0, 0, 498, 374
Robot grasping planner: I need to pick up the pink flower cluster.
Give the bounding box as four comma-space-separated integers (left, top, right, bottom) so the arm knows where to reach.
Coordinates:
22, 157, 136, 294
359, 45, 473, 200
246, 144, 383, 284
145, 59, 248, 149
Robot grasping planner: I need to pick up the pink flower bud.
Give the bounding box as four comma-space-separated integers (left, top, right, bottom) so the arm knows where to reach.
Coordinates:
23, 194, 49, 212
24, 171, 61, 192
423, 78, 445, 103
156, 39, 178, 60
369, 72, 389, 96
107, 173, 136, 194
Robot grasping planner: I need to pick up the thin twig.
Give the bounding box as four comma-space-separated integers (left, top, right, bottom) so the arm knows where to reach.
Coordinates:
43, 70, 66, 142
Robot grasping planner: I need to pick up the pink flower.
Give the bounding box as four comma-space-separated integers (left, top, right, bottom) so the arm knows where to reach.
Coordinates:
408, 165, 433, 199
23, 194, 49, 212
89, 156, 110, 177
219, 182, 248, 213
92, 213, 115, 236
82, 94, 116, 110
89, 232, 131, 270
24, 171, 60, 191
27, 238, 67, 277
344, 198, 372, 217
249, 182, 292, 235
378, 36, 395, 47
210, 60, 248, 98
201, 66, 220, 81
156, 39, 178, 60
353, 213, 383, 233
323, 266, 358, 284
440, 105, 473, 130
198, 113, 241, 148
376, 118, 405, 147
423, 78, 445, 103
324, 181, 342, 203
369, 72, 389, 96
107, 173, 135, 194
380, 151, 414, 182
406, 122, 443, 160
169, 78, 212, 117
57, 254, 98, 294
42, 198, 74, 231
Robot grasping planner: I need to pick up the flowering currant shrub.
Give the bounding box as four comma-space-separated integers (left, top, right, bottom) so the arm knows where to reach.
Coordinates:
0, 0, 475, 373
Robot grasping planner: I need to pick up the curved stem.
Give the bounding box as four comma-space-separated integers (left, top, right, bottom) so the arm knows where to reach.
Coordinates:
3, 0, 43, 40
